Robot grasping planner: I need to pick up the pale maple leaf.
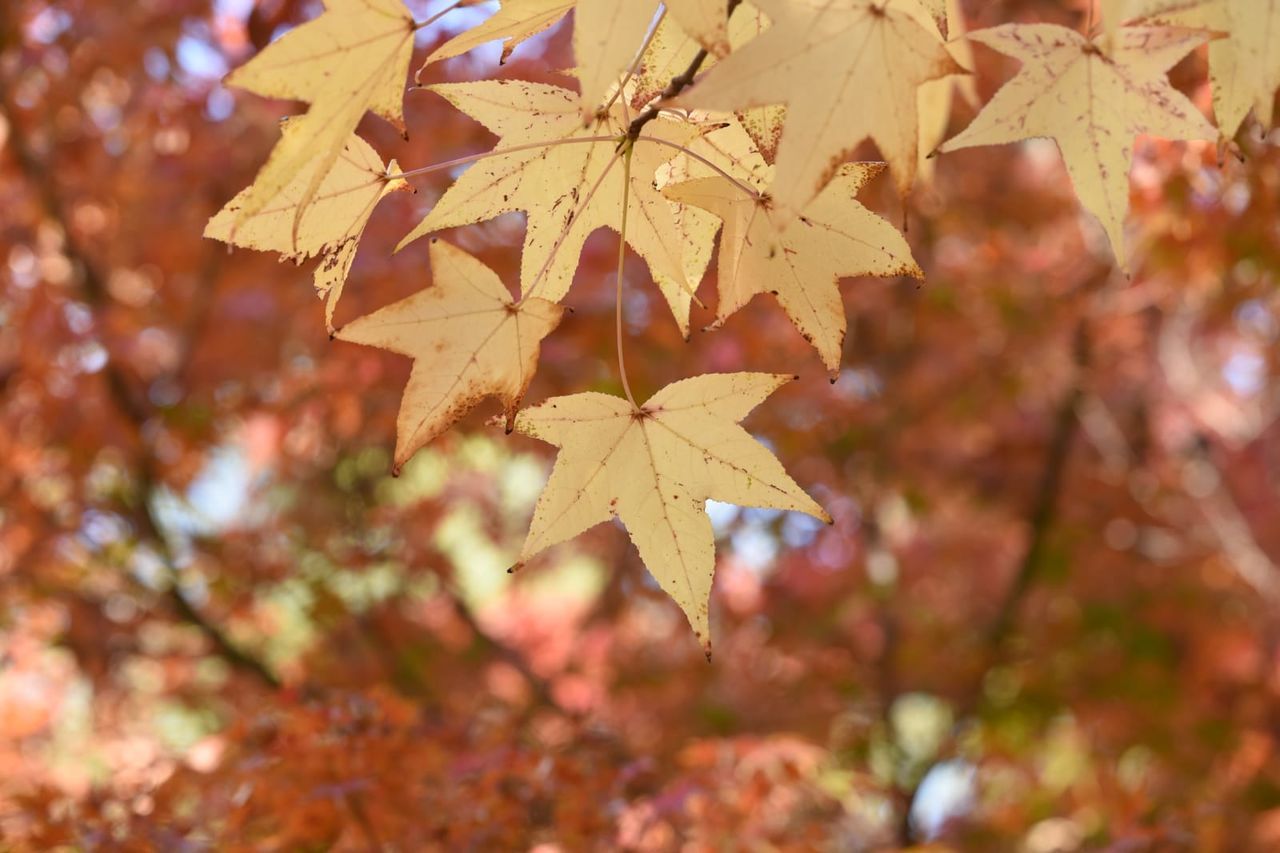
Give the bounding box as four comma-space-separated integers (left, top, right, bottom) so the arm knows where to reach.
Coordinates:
676, 0, 961, 220
574, 0, 664, 116
419, 0, 664, 116
666, 163, 922, 377
917, 0, 950, 38
423, 0, 574, 67
397, 80, 716, 336
204, 126, 409, 333
336, 240, 564, 470
664, 0, 734, 57
916, 0, 977, 182
511, 372, 831, 652
649, 117, 773, 303
657, 114, 774, 191
734, 104, 787, 167
1108, 0, 1280, 137
223, 0, 417, 231
939, 24, 1217, 270
628, 2, 784, 163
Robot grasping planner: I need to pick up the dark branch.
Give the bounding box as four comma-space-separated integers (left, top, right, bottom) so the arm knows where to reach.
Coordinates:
0, 15, 280, 690
446, 593, 569, 716
896, 320, 1091, 845
625, 0, 742, 142
982, 321, 1090, 655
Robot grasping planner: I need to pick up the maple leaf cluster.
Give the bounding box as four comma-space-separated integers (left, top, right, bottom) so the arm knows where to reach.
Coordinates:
205, 0, 1280, 651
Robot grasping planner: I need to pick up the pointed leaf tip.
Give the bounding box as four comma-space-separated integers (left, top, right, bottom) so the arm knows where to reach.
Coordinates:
513, 373, 829, 649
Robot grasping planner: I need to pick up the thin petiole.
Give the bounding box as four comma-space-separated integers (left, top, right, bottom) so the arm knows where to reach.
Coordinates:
603, 8, 668, 122
635, 133, 761, 200
385, 135, 621, 182
413, 0, 466, 32
615, 144, 639, 410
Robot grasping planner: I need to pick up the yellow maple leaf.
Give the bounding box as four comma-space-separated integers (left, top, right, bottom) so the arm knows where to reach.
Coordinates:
224, 0, 417, 231
939, 24, 1217, 270
677, 0, 961, 220
512, 372, 831, 651
574, 0, 663, 116
419, 0, 666, 116
630, 5, 720, 108
423, 0, 574, 67
664, 0, 734, 57
629, 2, 784, 163
336, 240, 564, 471
917, 0, 950, 38
397, 80, 716, 336
204, 125, 409, 333
1109, 0, 1280, 137
917, 0, 977, 182
658, 114, 774, 191
666, 163, 922, 377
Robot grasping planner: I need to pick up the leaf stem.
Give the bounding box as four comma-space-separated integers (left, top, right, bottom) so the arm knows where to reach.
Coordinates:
603, 8, 668, 122
413, 0, 465, 32
385, 135, 621, 181
616, 143, 639, 410
387, 132, 757, 202
637, 133, 761, 199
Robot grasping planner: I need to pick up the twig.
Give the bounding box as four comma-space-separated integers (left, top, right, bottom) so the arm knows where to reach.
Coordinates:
982, 322, 1090, 653
445, 594, 568, 715
895, 320, 1090, 844
625, 0, 743, 143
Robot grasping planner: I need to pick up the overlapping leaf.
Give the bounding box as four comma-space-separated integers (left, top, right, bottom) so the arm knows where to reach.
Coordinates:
677, 0, 961, 219
918, 0, 950, 38
666, 163, 921, 376
574, 0, 663, 116
204, 126, 409, 332
224, 0, 417, 232
917, 0, 976, 181
423, 0, 574, 66
629, 3, 784, 162
420, 0, 666, 117
1107, 0, 1280, 137
397, 80, 716, 335
664, 0, 733, 57
939, 24, 1217, 269
337, 240, 564, 470
512, 372, 830, 650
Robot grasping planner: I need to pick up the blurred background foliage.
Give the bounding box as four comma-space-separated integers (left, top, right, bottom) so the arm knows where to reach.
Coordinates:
1, 0, 1279, 849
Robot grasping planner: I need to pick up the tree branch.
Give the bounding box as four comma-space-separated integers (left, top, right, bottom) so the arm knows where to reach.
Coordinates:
0, 15, 280, 689
982, 322, 1090, 654
625, 0, 742, 142
895, 320, 1090, 844
445, 592, 569, 716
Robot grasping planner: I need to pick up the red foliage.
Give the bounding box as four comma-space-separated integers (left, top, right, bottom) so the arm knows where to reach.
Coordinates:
2, 0, 1280, 849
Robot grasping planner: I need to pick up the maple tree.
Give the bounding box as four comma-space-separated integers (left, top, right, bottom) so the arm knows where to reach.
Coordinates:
3, 0, 1280, 848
